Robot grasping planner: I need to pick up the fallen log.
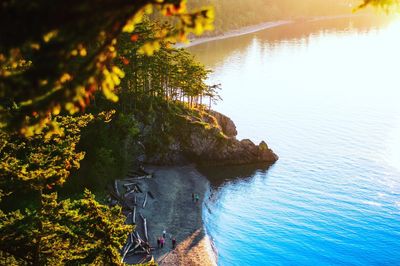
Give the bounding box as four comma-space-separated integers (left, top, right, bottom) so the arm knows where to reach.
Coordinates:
121, 177, 140, 182
147, 191, 155, 199
131, 240, 141, 251
121, 242, 132, 263
109, 190, 132, 211
121, 234, 131, 255
123, 174, 152, 181
143, 218, 148, 242
137, 255, 149, 264
140, 214, 148, 242
138, 255, 153, 264
127, 249, 149, 255
136, 231, 143, 243
132, 206, 136, 224
123, 182, 137, 188
132, 231, 138, 241
124, 189, 135, 198
135, 184, 143, 193
135, 231, 147, 250
142, 192, 148, 209
114, 180, 120, 197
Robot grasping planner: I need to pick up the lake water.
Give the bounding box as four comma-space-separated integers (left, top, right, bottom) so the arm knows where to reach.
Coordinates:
189, 16, 400, 265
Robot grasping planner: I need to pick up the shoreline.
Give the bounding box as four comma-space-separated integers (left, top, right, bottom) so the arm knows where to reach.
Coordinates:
179, 20, 292, 48
123, 165, 217, 266
180, 13, 369, 48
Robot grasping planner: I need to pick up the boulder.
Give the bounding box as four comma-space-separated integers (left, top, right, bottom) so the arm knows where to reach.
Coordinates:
209, 110, 237, 138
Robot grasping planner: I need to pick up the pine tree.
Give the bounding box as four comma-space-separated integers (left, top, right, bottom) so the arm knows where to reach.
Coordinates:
0, 114, 133, 264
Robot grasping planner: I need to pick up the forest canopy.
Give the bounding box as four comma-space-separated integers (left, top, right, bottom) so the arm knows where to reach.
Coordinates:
0, 0, 214, 135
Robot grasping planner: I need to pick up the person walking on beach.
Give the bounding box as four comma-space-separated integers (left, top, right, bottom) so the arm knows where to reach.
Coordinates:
195, 194, 199, 203
160, 237, 165, 248
192, 192, 195, 201
163, 229, 166, 239
172, 237, 176, 249
157, 237, 161, 249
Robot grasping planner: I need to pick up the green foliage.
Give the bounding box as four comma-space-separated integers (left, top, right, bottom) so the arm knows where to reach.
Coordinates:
117, 18, 218, 111
0, 190, 132, 265
0, 114, 93, 192
116, 113, 141, 139
357, 0, 400, 11
0, 112, 134, 264
0, 0, 214, 135
64, 110, 142, 194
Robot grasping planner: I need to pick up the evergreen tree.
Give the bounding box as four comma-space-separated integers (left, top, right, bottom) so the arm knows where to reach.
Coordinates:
0, 0, 214, 134
0, 114, 133, 264
0, 190, 132, 265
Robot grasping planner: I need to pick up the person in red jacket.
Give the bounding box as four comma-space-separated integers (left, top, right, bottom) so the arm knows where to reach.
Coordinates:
172, 237, 176, 249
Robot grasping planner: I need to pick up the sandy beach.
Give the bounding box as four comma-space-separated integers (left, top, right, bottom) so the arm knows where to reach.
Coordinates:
122, 165, 216, 266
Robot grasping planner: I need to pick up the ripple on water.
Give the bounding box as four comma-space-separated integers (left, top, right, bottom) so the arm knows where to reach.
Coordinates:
198, 17, 400, 266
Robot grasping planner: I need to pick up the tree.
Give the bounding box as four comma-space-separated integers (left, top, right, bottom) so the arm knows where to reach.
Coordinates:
0, 114, 93, 192
117, 18, 218, 109
0, 112, 137, 264
358, 0, 400, 10
0, 0, 214, 134
0, 190, 132, 265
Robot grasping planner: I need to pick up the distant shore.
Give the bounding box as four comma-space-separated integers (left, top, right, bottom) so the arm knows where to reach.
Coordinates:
124, 165, 217, 266
179, 20, 292, 48
180, 13, 368, 48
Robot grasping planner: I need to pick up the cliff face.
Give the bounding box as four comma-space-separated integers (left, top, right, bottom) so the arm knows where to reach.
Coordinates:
182, 110, 278, 165
144, 109, 278, 166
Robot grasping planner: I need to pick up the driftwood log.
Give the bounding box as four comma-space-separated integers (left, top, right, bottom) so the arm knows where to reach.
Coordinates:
132, 206, 136, 224
140, 214, 148, 242
114, 180, 120, 197
142, 192, 148, 208
124, 189, 135, 198
147, 191, 155, 199
123, 182, 137, 188
124, 174, 152, 181
136, 231, 144, 243
135, 184, 143, 193
109, 189, 132, 211
121, 233, 131, 256
121, 242, 132, 263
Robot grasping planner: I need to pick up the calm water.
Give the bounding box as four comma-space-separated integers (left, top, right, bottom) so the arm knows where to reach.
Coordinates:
189, 16, 400, 265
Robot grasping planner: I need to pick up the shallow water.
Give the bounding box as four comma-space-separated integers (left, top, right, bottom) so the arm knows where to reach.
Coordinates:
189, 16, 400, 265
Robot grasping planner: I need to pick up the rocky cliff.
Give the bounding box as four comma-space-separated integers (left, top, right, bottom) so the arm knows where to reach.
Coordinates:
143, 108, 278, 166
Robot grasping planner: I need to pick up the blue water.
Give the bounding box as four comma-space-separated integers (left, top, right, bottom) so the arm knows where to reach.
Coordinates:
190, 16, 400, 265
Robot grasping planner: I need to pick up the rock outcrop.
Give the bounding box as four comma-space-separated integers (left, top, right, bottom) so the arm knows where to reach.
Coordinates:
144, 109, 278, 166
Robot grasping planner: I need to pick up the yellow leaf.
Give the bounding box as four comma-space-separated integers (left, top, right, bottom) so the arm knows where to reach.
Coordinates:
80, 48, 87, 57
60, 73, 72, 83
52, 104, 61, 115
112, 66, 125, 78
43, 30, 58, 43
